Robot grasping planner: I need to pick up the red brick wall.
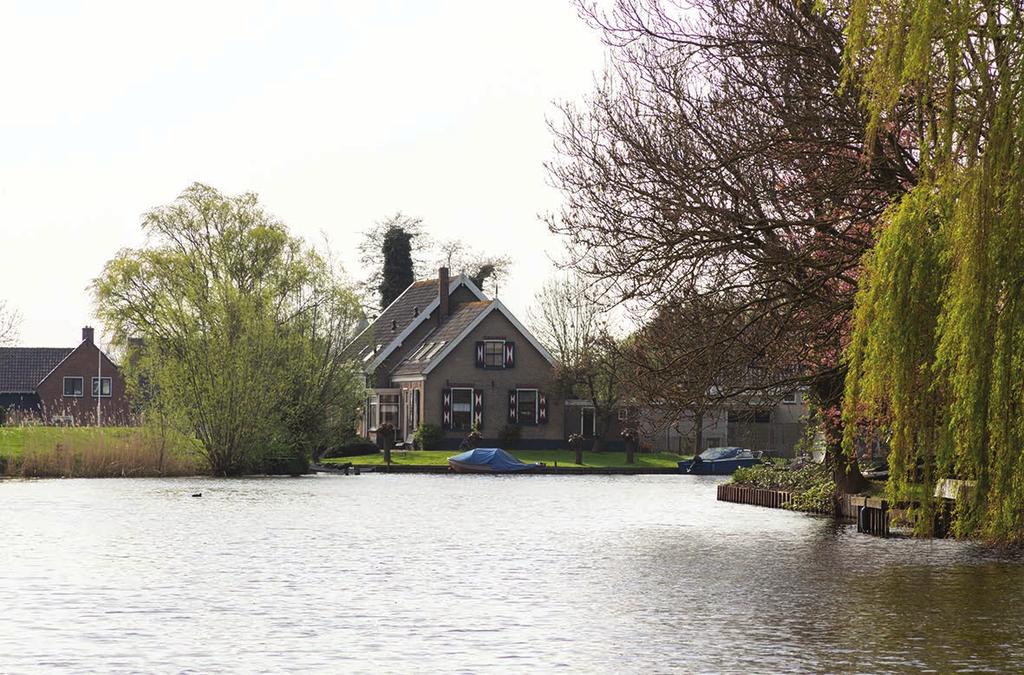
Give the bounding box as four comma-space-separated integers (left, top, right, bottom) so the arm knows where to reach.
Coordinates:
36, 342, 131, 426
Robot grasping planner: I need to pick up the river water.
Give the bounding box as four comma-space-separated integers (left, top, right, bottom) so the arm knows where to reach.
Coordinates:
1, 474, 1021, 673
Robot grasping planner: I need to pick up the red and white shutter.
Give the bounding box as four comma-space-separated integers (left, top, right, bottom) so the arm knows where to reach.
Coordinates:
538, 392, 548, 424
442, 388, 452, 430
508, 390, 518, 424
504, 341, 515, 368
475, 342, 485, 368
473, 390, 483, 428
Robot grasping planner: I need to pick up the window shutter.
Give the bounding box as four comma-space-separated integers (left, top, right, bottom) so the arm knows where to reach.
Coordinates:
442, 388, 452, 430
474, 389, 483, 428
475, 341, 485, 368
508, 390, 518, 424
504, 341, 515, 368
538, 392, 548, 424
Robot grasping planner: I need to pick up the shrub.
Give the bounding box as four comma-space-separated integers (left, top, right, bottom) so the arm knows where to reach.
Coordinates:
498, 424, 521, 447
413, 423, 443, 450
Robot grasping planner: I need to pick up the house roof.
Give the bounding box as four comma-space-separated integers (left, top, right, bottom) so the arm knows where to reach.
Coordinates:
390, 299, 555, 380
391, 301, 494, 378
345, 273, 487, 372
0, 347, 74, 394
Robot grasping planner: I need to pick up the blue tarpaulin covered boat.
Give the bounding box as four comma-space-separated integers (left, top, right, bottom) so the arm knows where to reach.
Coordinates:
448, 448, 543, 473
678, 446, 762, 475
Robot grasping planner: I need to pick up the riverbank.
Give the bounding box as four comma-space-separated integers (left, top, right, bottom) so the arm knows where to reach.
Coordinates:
322, 449, 689, 471
0, 426, 204, 478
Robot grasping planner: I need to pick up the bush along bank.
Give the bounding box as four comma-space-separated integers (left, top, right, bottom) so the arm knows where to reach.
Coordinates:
730, 463, 836, 514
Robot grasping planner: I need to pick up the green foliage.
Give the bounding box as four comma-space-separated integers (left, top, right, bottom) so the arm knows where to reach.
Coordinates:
413, 423, 443, 450
94, 183, 366, 476
379, 224, 415, 309
842, 4, 1024, 542
732, 463, 831, 493
787, 479, 836, 513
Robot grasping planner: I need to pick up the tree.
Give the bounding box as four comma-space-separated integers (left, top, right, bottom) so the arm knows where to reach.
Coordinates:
434, 239, 511, 295
547, 0, 918, 493
841, 1, 1024, 541
0, 300, 20, 346
529, 275, 626, 452
358, 213, 425, 311
95, 183, 365, 476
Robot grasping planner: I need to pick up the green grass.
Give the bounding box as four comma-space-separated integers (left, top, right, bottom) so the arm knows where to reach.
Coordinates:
0, 426, 145, 460
323, 449, 689, 468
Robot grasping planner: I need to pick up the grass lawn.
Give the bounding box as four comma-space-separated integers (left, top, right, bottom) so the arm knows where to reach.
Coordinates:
323, 449, 689, 469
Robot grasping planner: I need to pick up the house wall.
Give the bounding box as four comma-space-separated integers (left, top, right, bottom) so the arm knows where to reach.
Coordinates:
370, 285, 479, 388
422, 310, 563, 449
563, 401, 626, 451
36, 342, 131, 425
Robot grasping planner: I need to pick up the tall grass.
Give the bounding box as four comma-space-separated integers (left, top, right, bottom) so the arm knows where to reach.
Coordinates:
0, 426, 206, 478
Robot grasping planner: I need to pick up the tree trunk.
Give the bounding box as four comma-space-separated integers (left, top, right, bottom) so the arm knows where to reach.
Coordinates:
810, 368, 869, 506
625, 438, 636, 464
692, 410, 703, 457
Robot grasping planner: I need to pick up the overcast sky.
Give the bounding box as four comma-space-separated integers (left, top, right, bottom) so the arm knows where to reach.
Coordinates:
0, 1, 605, 348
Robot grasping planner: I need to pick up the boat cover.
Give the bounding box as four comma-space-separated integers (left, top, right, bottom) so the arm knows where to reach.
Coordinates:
448, 448, 538, 472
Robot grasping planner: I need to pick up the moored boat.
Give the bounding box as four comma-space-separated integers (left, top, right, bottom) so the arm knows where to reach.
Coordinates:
678, 446, 763, 475
448, 448, 544, 473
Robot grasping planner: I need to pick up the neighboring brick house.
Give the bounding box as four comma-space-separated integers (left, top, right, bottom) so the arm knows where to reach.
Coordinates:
349, 268, 562, 449
0, 327, 131, 425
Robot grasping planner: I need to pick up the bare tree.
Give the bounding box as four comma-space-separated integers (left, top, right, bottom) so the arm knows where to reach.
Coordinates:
530, 275, 625, 451
432, 239, 511, 296
547, 0, 918, 492
0, 301, 21, 346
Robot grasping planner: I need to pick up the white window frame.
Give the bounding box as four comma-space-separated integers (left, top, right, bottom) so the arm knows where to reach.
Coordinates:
782, 391, 798, 405
483, 340, 506, 368
63, 376, 84, 398
367, 395, 380, 431
451, 387, 474, 431
379, 393, 400, 428
617, 407, 628, 421
92, 377, 112, 398
581, 406, 596, 437
516, 388, 539, 426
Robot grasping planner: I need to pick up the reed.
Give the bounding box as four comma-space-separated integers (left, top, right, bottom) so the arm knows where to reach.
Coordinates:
1, 426, 205, 478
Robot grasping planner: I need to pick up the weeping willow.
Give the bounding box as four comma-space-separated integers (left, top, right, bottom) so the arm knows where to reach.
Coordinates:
841, 1, 1024, 541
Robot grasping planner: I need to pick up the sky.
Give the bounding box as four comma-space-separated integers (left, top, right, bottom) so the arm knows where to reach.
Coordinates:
0, 0, 606, 348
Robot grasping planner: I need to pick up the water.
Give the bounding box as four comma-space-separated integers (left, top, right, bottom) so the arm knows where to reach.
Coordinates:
1, 475, 1021, 673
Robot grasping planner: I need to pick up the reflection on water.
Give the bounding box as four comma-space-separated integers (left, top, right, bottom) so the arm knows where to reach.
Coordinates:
1, 475, 1021, 673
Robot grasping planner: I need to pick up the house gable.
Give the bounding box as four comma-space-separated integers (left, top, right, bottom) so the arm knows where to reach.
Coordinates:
36, 339, 131, 425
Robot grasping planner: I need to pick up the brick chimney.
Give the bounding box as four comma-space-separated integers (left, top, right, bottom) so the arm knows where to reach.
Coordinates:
438, 267, 450, 326
82, 326, 95, 344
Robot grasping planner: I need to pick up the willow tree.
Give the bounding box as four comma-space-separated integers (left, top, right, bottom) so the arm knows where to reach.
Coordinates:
841, 3, 1024, 540
95, 184, 365, 475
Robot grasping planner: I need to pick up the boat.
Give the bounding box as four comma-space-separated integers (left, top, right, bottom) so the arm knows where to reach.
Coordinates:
448, 448, 544, 473
678, 446, 763, 475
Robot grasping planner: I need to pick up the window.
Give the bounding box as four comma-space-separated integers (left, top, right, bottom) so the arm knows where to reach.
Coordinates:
63, 377, 83, 397
782, 391, 798, 405
92, 377, 112, 398
380, 394, 400, 428
484, 340, 505, 368
517, 389, 538, 426
452, 388, 474, 431
367, 395, 379, 430
754, 410, 771, 424
618, 407, 628, 421
581, 406, 596, 437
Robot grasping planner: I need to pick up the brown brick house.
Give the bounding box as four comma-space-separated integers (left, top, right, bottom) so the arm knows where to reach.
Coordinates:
0, 327, 131, 425
349, 268, 563, 449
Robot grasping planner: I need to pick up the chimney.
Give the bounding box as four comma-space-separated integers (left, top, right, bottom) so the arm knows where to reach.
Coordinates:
82, 326, 95, 344
438, 267, 450, 326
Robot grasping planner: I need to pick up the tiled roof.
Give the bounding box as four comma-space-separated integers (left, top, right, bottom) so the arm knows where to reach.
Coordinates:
0, 347, 73, 393
391, 301, 494, 378
344, 279, 442, 364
